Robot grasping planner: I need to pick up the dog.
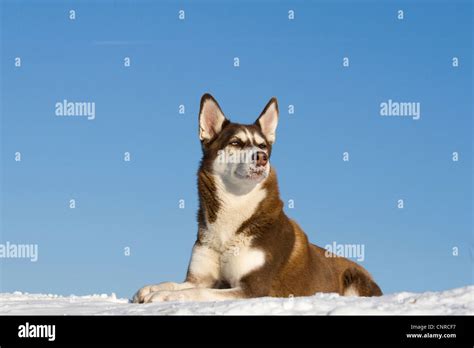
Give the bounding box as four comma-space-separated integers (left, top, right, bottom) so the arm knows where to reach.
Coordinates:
133, 94, 382, 303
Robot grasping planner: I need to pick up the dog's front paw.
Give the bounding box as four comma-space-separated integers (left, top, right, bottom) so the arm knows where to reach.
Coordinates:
142, 290, 187, 303
143, 291, 179, 303
133, 282, 183, 303
132, 285, 155, 303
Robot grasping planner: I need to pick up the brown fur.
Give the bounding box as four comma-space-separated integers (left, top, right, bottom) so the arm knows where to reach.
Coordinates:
187, 94, 382, 298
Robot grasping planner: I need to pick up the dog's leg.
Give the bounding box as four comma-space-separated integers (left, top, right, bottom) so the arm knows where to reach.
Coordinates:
142, 287, 245, 303
133, 243, 220, 303
340, 267, 383, 297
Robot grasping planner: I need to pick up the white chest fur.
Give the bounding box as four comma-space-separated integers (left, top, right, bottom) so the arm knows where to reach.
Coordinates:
219, 239, 265, 287
203, 175, 266, 249
190, 175, 267, 287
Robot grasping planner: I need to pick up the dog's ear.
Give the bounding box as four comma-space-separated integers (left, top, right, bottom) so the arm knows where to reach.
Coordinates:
255, 97, 278, 144
199, 93, 228, 143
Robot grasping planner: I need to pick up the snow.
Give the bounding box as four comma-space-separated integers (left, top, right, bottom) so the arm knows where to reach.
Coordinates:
0, 286, 472, 315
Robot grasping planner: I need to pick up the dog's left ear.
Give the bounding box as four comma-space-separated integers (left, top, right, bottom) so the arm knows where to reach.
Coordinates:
255, 97, 278, 144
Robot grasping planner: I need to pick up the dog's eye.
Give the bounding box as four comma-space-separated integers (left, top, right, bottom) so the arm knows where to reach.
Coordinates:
229, 141, 241, 146
258, 143, 267, 149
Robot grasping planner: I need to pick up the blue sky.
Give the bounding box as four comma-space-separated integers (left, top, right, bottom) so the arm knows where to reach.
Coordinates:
0, 0, 472, 299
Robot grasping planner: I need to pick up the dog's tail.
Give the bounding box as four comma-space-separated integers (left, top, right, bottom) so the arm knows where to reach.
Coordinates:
341, 267, 383, 297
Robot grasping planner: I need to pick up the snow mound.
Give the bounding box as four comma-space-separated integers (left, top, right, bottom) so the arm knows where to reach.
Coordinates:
0, 286, 472, 315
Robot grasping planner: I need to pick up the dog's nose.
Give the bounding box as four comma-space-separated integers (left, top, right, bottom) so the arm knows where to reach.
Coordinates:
253, 151, 268, 167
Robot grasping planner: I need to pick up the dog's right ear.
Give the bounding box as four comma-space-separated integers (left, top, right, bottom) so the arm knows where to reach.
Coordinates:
199, 93, 228, 143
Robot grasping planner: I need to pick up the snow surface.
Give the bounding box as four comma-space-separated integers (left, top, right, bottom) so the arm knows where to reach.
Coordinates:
0, 286, 472, 315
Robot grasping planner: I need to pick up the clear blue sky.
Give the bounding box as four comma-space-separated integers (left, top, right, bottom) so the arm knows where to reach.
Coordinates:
1, 0, 472, 299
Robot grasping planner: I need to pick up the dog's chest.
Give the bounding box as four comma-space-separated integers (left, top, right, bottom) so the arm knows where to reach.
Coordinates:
200, 227, 265, 287
199, 185, 267, 286
202, 183, 266, 250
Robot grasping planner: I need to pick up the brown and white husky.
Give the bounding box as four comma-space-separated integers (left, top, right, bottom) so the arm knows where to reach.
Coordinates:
133, 94, 382, 303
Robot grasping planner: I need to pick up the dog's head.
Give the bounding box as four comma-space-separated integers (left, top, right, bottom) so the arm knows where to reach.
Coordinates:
198, 93, 278, 191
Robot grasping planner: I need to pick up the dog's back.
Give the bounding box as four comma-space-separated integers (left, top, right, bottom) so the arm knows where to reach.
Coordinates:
245, 180, 382, 298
